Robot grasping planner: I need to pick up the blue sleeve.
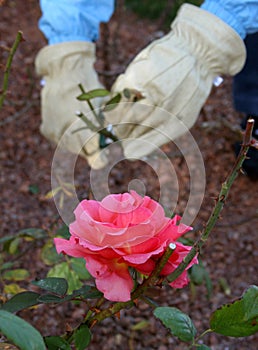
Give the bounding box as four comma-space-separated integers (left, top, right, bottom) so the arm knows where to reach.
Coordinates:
38, 0, 115, 44
201, 0, 258, 39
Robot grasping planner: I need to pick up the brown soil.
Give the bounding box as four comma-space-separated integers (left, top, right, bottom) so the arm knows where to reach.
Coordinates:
1, 1, 257, 349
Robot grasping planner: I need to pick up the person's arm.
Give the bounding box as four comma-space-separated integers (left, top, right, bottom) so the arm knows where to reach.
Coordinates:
201, 0, 258, 39
38, 0, 114, 44
36, 1, 114, 169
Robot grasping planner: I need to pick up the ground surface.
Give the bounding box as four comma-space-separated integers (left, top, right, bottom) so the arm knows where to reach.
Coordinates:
0, 1, 258, 349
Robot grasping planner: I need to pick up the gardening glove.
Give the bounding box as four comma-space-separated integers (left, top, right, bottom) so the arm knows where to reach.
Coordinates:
35, 41, 107, 169
36, 1, 114, 169
105, 4, 247, 159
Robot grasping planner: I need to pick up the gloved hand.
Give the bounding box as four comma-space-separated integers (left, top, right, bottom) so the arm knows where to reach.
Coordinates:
36, 1, 114, 168
35, 41, 107, 169
105, 4, 246, 159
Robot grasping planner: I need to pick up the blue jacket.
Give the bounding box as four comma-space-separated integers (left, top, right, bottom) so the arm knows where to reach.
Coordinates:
39, 0, 114, 44
39, 0, 258, 44
201, 0, 258, 39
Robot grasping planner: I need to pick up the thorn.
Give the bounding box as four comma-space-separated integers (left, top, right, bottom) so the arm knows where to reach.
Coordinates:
89, 319, 98, 329
90, 307, 101, 314
240, 168, 246, 175
65, 323, 73, 333
133, 298, 139, 306
154, 277, 165, 287
114, 311, 121, 319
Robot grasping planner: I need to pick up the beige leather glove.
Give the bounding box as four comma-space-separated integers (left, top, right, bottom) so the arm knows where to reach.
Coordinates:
105, 4, 247, 159
35, 41, 107, 169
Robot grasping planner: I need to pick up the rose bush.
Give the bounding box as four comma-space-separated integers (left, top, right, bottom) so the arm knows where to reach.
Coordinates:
54, 191, 198, 301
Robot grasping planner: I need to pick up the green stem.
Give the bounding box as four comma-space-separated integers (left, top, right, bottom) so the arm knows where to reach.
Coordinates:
192, 328, 213, 347
0, 31, 23, 109
98, 125, 119, 143
166, 119, 254, 284
75, 111, 119, 143
76, 86, 119, 143
78, 83, 104, 127
75, 111, 99, 132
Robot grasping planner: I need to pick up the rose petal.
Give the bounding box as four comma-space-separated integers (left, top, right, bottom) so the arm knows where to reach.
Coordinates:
70, 218, 129, 246
58, 192, 198, 300
169, 270, 190, 289
54, 237, 87, 258
122, 237, 167, 264
76, 200, 101, 221
131, 259, 156, 275
100, 192, 139, 214
85, 256, 134, 302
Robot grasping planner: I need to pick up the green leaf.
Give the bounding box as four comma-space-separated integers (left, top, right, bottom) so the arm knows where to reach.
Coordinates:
74, 325, 91, 350
123, 88, 131, 99
210, 285, 258, 337
77, 88, 110, 101
37, 294, 64, 304
16, 228, 47, 240
0, 235, 14, 245
3, 283, 25, 295
190, 263, 212, 299
0, 310, 45, 350
196, 345, 211, 350
47, 262, 82, 293
0, 261, 15, 271
0, 228, 47, 245
40, 241, 62, 266
103, 93, 122, 112
1, 291, 40, 313
44, 336, 71, 350
70, 285, 103, 299
56, 224, 70, 239
243, 285, 258, 320
32, 277, 68, 296
70, 258, 91, 280
3, 269, 30, 281
122, 88, 144, 101
154, 307, 196, 343
190, 264, 206, 285
8, 237, 21, 255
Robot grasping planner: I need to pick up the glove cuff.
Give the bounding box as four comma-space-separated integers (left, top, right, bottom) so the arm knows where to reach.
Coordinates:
201, 2, 245, 39
172, 4, 246, 76
35, 41, 96, 76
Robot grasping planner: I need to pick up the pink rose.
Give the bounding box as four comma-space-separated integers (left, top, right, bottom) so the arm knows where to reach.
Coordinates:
54, 191, 198, 302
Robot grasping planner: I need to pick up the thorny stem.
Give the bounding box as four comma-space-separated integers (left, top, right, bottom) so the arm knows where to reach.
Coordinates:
62, 244, 175, 343
75, 111, 119, 143
166, 119, 254, 284
64, 120, 254, 343
76, 85, 119, 143
0, 31, 24, 109
86, 244, 176, 328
